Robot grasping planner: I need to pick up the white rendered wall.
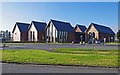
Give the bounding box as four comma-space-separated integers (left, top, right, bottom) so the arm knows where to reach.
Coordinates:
53, 25, 56, 43
13, 25, 20, 41
49, 22, 57, 43
28, 23, 38, 41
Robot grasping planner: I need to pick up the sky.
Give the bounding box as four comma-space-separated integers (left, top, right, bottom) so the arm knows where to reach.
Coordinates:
1, 2, 118, 33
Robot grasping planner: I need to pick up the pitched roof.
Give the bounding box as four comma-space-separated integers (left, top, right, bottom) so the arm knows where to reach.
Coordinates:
49, 19, 74, 32
75, 24, 87, 32
12, 22, 30, 33
31, 21, 47, 32
89, 23, 115, 35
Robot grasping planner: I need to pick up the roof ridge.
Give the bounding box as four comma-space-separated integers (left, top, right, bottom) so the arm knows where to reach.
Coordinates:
16, 22, 29, 25
32, 21, 46, 24
50, 19, 74, 32
91, 23, 110, 28
76, 24, 86, 27
50, 19, 70, 24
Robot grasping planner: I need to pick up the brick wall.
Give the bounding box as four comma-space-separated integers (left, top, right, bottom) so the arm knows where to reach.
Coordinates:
99, 32, 115, 42
20, 32, 28, 42
37, 32, 45, 42
68, 32, 75, 43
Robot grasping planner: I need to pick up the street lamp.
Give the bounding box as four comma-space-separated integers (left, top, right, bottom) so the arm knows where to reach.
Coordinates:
104, 38, 106, 45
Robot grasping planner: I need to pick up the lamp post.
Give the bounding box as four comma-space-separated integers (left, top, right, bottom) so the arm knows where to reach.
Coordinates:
104, 38, 106, 45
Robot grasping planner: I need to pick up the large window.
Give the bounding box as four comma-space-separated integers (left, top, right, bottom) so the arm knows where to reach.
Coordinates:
33, 31, 35, 41
64, 31, 65, 36
59, 31, 61, 39
62, 31, 63, 37
30, 31, 32, 41
66, 32, 68, 42
56, 30, 57, 38
63, 31, 65, 42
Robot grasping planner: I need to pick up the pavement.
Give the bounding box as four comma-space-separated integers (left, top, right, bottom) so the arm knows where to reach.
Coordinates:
2, 63, 119, 73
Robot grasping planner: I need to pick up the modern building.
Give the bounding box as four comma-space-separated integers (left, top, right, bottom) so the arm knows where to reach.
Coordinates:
12, 20, 115, 43
46, 19, 75, 43
74, 24, 87, 43
28, 21, 47, 42
116, 30, 120, 42
0, 30, 11, 42
12, 22, 30, 42
85, 23, 115, 43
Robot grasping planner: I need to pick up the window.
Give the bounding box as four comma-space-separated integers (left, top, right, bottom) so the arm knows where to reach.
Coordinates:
92, 32, 95, 38
56, 30, 57, 38
59, 31, 61, 39
33, 31, 35, 41
89, 32, 92, 38
64, 31, 65, 36
52, 25, 53, 36
66, 32, 68, 42
62, 31, 63, 37
30, 31, 32, 41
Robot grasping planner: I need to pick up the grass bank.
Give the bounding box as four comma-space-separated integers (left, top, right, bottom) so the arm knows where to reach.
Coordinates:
2, 48, 119, 68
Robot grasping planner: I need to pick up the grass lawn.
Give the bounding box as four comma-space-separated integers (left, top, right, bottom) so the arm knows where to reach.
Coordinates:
106, 42, 120, 45
2, 48, 119, 68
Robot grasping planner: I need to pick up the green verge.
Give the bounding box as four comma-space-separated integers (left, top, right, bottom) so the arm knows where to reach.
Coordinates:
54, 48, 118, 54
2, 48, 119, 67
106, 42, 120, 45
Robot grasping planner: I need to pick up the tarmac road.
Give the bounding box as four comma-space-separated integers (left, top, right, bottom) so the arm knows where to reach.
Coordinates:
2, 63, 119, 73
3, 43, 118, 51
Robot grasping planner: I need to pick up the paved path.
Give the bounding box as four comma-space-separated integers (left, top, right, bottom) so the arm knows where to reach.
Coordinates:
2, 63, 119, 73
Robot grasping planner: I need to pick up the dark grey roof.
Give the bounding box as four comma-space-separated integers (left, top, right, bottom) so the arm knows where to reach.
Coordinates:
12, 22, 30, 33
31, 21, 47, 32
50, 19, 74, 32
75, 24, 87, 32
91, 23, 115, 35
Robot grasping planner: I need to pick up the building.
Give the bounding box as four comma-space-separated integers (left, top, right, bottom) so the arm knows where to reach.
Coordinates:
0, 30, 11, 42
11, 20, 115, 43
85, 23, 115, 43
28, 21, 47, 42
117, 30, 120, 42
46, 19, 75, 43
74, 24, 87, 43
12, 22, 30, 42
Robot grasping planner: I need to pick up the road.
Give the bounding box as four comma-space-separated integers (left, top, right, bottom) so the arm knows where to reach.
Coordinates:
2, 63, 119, 73
3, 43, 118, 51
